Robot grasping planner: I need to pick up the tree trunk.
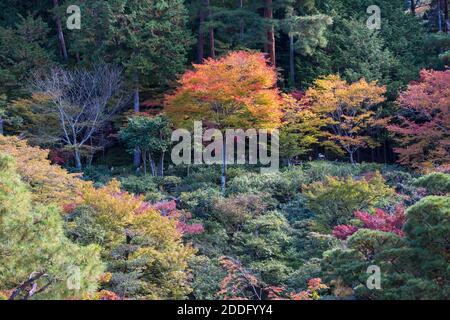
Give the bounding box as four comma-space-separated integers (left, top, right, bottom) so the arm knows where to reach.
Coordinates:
209, 28, 216, 59
74, 148, 82, 170
142, 151, 147, 176
289, 34, 295, 85
438, 0, 443, 32
133, 87, 141, 167
264, 0, 276, 67
221, 136, 227, 194
149, 153, 157, 177
0, 117, 3, 135
197, 0, 207, 62
349, 151, 355, 165
444, 0, 449, 32
52, 0, 68, 61
158, 153, 165, 177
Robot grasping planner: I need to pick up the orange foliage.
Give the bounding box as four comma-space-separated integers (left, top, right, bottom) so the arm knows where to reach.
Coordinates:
0, 135, 87, 205
165, 51, 283, 130
304, 75, 386, 162
387, 70, 450, 171
217, 256, 328, 300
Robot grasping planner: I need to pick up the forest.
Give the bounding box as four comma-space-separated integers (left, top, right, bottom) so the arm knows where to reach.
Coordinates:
0, 0, 449, 301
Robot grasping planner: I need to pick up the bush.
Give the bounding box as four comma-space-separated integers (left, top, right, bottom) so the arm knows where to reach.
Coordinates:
300, 161, 383, 184
303, 172, 395, 231
188, 256, 225, 300
144, 191, 166, 203
212, 194, 272, 235
413, 173, 450, 195
227, 169, 304, 202
179, 188, 221, 219
158, 175, 182, 193
82, 165, 113, 185
119, 175, 157, 194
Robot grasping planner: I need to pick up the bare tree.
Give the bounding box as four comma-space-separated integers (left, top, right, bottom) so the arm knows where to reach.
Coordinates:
32, 65, 127, 169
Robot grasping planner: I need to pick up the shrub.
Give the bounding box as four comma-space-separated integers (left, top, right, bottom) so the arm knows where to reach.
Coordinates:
119, 175, 157, 194
0, 155, 104, 299
413, 173, 450, 195
227, 169, 304, 202
300, 161, 383, 184
189, 256, 225, 300
213, 194, 271, 235
304, 172, 395, 231
82, 165, 114, 185
179, 188, 221, 219
68, 181, 196, 299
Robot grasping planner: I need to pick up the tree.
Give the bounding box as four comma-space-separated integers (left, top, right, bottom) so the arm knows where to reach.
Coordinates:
120, 115, 172, 177
32, 65, 126, 170
279, 92, 337, 164
332, 205, 406, 240
0, 154, 104, 300
280, 6, 332, 86
263, 0, 276, 67
304, 75, 386, 163
104, 0, 192, 166
165, 51, 283, 192
65, 180, 196, 299
0, 15, 53, 100
387, 70, 450, 171
303, 172, 395, 231
0, 135, 86, 205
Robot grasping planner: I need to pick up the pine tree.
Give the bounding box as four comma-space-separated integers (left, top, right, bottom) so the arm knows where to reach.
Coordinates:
0, 154, 104, 300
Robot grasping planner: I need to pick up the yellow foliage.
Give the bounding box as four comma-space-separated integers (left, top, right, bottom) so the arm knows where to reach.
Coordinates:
0, 135, 87, 206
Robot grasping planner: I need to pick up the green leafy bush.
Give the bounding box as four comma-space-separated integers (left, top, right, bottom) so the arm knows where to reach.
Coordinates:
414, 173, 450, 195
119, 175, 157, 194
304, 172, 395, 231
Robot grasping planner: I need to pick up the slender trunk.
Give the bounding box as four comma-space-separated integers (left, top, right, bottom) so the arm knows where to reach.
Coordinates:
158, 153, 165, 177
209, 28, 216, 59
142, 151, 147, 176
411, 0, 416, 15
53, 0, 68, 61
149, 153, 156, 177
197, 1, 207, 62
349, 151, 355, 165
438, 0, 443, 32
444, 0, 449, 32
0, 118, 3, 135
289, 34, 295, 85
221, 136, 227, 194
74, 148, 82, 170
133, 87, 141, 167
264, 0, 276, 67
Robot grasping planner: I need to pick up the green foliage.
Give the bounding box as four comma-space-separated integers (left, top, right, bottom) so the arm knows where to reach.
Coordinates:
120, 115, 172, 176
414, 173, 450, 195
0, 154, 104, 299
0, 15, 53, 99
232, 211, 294, 285
188, 255, 225, 300
119, 175, 158, 195
179, 187, 221, 219
321, 195, 450, 300
304, 172, 395, 231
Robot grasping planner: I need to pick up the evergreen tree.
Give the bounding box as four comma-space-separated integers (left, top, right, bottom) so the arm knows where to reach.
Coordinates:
0, 154, 104, 300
